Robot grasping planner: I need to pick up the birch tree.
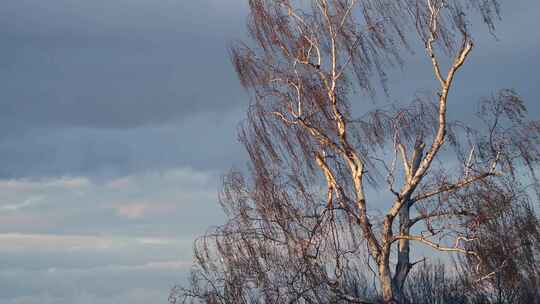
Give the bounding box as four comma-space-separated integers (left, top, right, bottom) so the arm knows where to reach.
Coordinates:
172, 1, 540, 303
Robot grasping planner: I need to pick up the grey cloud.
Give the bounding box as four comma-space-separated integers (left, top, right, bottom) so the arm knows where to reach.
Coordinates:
0, 0, 248, 134
0, 109, 246, 179
0, 0, 250, 179
0, 233, 192, 303
3, 289, 168, 304
0, 234, 193, 273
0, 267, 182, 304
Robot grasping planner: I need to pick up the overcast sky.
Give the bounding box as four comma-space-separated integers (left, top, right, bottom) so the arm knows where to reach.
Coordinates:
0, 1, 539, 303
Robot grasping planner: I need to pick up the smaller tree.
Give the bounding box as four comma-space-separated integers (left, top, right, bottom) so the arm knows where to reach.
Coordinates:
457, 195, 540, 303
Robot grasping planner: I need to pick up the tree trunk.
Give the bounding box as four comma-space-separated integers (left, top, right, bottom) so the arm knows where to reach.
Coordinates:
379, 202, 412, 303
390, 141, 424, 303
392, 201, 411, 303
379, 262, 396, 303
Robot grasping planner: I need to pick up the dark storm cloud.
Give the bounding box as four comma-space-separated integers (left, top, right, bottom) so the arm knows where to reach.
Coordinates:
0, 0, 247, 132
0, 0, 249, 178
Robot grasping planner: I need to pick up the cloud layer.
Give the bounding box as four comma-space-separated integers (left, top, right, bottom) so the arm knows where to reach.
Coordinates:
0, 167, 222, 303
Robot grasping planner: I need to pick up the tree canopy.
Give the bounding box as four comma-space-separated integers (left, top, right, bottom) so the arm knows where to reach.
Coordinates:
172, 1, 540, 303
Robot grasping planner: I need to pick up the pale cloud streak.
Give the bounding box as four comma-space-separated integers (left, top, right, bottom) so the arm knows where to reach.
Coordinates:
0, 166, 221, 235
0, 233, 118, 252
113, 202, 175, 220
0, 177, 90, 191
0, 196, 43, 212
